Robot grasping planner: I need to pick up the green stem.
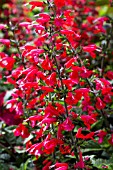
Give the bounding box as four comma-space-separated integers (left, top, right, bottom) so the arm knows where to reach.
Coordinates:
9, 22, 25, 67
52, 53, 68, 117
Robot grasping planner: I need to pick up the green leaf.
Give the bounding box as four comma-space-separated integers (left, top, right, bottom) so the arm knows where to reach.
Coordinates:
19, 158, 38, 170
0, 153, 10, 161
24, 134, 33, 144
14, 147, 26, 154
5, 125, 17, 133
0, 163, 9, 170
91, 119, 103, 131
4, 132, 16, 145
96, 0, 109, 6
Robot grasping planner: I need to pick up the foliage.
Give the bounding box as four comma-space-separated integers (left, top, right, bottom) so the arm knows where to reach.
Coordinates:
0, 0, 113, 170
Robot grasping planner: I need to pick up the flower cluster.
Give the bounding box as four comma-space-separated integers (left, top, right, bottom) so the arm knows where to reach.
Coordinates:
0, 0, 113, 169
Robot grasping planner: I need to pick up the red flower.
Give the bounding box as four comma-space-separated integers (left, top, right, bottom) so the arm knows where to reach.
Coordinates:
65, 57, 77, 69
19, 22, 31, 27
69, 66, 80, 84
45, 72, 57, 87
63, 79, 75, 90
0, 56, 15, 70
60, 30, 81, 41
57, 124, 64, 139
42, 160, 52, 170
61, 117, 74, 131
14, 123, 30, 138
54, 0, 65, 8
0, 92, 6, 107
19, 22, 31, 34
55, 163, 68, 170
29, 1, 44, 11
0, 24, 7, 30
45, 104, 59, 117
36, 13, 50, 24
0, 39, 10, 47
108, 134, 113, 145
32, 24, 45, 35
81, 115, 97, 130
97, 130, 107, 144
83, 44, 101, 58
26, 115, 43, 128
59, 145, 71, 154
76, 128, 94, 140
41, 86, 54, 93
41, 117, 57, 125
41, 56, 53, 70
96, 97, 106, 110
0, 109, 22, 126
65, 92, 79, 105
43, 138, 62, 154
54, 17, 64, 28
106, 71, 113, 80
34, 128, 44, 140
102, 87, 112, 95
28, 142, 43, 156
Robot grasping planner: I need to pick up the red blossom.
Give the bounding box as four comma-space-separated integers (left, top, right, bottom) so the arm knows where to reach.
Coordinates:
106, 71, 113, 80
65, 92, 77, 105
32, 24, 45, 35
42, 160, 52, 170
45, 72, 57, 87
0, 56, 15, 70
41, 86, 54, 92
34, 128, 44, 140
61, 30, 80, 38
14, 123, 30, 138
41, 56, 53, 70
27, 142, 43, 156
97, 130, 107, 144
0, 109, 22, 126
102, 87, 112, 95
43, 137, 63, 154
0, 39, 10, 47
65, 57, 77, 69
54, 17, 64, 28
19, 22, 31, 27
96, 97, 106, 110
61, 117, 74, 131
36, 13, 50, 24
55, 163, 68, 170
76, 128, 94, 140
0, 92, 6, 107
108, 134, 113, 145
59, 145, 71, 154
81, 115, 97, 130
0, 24, 7, 30
57, 124, 64, 139
83, 44, 101, 58
54, 0, 65, 8
29, 1, 44, 11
